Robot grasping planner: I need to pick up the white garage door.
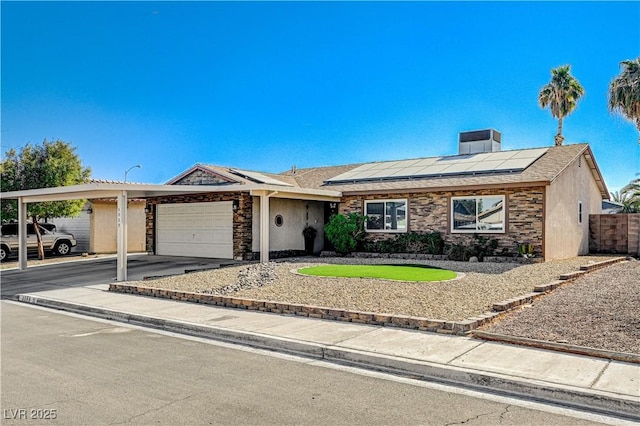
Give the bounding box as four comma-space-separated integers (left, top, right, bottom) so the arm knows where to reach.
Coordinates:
156, 202, 233, 259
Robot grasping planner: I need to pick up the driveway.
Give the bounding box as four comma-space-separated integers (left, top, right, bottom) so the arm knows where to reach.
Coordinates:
0, 255, 243, 298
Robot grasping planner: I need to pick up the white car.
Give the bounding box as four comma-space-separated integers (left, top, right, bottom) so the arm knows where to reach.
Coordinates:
0, 223, 77, 261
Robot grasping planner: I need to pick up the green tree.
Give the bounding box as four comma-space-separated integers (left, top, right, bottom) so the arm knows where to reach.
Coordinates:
324, 212, 367, 255
611, 178, 640, 213
1, 139, 91, 259
538, 65, 585, 146
608, 58, 640, 132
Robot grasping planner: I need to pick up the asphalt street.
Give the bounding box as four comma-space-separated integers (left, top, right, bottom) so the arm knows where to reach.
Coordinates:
1, 302, 616, 426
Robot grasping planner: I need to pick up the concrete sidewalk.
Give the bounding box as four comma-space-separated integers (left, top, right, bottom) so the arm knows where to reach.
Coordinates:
10, 285, 640, 421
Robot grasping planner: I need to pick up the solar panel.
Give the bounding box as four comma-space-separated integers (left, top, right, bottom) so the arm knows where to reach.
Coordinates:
229, 169, 293, 186
325, 148, 548, 184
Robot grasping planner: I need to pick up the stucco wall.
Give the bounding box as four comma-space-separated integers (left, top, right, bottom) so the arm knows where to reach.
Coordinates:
545, 153, 603, 260
340, 187, 545, 257
252, 197, 325, 253
89, 201, 146, 253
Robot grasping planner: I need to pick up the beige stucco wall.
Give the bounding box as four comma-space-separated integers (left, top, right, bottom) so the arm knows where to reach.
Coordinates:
252, 197, 325, 253
545, 153, 603, 260
90, 201, 146, 253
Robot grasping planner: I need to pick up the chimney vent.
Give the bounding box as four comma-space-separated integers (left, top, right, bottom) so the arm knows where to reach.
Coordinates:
459, 129, 501, 154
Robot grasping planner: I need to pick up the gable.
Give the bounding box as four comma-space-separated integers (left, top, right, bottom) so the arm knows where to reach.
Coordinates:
169, 167, 239, 186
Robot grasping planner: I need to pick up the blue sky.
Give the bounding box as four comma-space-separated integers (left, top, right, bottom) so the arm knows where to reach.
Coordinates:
2, 1, 639, 192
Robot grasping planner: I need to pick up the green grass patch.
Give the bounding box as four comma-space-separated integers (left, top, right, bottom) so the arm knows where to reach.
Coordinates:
297, 264, 456, 282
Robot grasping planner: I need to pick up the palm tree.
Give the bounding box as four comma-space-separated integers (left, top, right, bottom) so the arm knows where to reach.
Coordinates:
538, 65, 585, 146
608, 58, 640, 131
611, 178, 640, 213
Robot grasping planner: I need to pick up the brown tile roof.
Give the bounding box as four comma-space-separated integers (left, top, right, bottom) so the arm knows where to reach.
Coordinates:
170, 143, 607, 197
280, 163, 364, 189
278, 144, 606, 196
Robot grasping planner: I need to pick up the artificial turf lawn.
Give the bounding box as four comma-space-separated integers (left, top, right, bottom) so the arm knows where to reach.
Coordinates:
297, 264, 456, 282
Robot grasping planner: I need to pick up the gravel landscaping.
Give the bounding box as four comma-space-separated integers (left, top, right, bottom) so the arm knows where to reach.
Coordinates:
482, 260, 640, 354
132, 255, 622, 322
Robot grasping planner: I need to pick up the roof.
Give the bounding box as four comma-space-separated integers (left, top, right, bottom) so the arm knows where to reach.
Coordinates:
162, 143, 608, 199
278, 144, 609, 198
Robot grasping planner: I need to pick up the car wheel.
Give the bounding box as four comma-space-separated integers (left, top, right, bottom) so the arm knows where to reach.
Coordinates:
54, 241, 72, 256
0, 246, 8, 262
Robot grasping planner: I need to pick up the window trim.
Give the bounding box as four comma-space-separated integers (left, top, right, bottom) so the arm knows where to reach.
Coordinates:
364, 198, 408, 233
450, 195, 506, 234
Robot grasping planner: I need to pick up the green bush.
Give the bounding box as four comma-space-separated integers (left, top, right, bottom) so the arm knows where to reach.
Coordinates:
446, 234, 498, 261
363, 231, 444, 255
324, 213, 367, 255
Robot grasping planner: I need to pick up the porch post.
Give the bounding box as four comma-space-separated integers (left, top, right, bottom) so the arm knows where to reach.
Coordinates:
18, 197, 27, 270
116, 190, 128, 281
260, 193, 270, 263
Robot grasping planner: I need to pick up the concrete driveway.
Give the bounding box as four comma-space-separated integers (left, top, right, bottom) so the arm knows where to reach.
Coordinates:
0, 255, 243, 298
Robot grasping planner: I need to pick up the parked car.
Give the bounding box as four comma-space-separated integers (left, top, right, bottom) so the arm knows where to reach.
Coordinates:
0, 222, 77, 261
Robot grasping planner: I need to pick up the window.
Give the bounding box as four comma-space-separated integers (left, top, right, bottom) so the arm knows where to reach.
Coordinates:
578, 201, 583, 224
365, 199, 407, 232
452, 195, 505, 233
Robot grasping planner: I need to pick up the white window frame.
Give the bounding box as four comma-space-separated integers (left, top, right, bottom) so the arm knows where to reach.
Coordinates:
451, 195, 506, 234
364, 199, 408, 233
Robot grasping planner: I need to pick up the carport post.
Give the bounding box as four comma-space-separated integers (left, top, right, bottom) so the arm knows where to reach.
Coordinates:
18, 197, 27, 270
116, 190, 128, 281
259, 193, 270, 263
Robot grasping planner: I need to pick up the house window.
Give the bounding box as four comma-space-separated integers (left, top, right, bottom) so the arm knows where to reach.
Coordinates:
578, 201, 583, 224
365, 199, 407, 232
451, 195, 505, 233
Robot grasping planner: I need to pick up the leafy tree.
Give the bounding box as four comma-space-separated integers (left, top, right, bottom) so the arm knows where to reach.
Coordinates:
1, 140, 91, 258
538, 65, 585, 146
611, 178, 640, 213
608, 58, 640, 132
324, 212, 367, 255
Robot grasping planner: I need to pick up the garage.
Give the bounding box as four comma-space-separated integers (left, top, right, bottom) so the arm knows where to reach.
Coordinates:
156, 202, 233, 258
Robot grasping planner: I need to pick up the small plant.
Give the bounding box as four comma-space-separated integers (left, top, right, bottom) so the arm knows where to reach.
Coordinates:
470, 234, 498, 261
324, 213, 367, 255
302, 225, 317, 240
446, 234, 498, 262
517, 242, 535, 258
302, 225, 318, 254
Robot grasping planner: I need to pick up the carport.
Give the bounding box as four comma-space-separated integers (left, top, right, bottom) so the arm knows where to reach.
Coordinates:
1, 182, 340, 281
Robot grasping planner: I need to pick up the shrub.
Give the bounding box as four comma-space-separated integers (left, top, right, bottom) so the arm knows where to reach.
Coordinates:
324, 213, 367, 255
362, 231, 445, 255
446, 234, 498, 261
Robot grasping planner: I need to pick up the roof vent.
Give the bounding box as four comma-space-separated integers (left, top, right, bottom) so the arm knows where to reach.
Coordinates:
459, 129, 501, 155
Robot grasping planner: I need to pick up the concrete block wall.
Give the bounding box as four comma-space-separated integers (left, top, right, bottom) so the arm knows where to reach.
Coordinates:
589, 214, 640, 256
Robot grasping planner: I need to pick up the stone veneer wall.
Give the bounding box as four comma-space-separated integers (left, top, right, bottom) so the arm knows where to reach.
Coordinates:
172, 169, 235, 185
340, 187, 545, 257
145, 192, 252, 259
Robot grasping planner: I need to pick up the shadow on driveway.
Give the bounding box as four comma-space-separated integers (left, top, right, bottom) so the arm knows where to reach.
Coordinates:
0, 255, 244, 298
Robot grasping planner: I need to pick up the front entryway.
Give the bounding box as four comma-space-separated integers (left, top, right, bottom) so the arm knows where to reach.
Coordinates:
156, 202, 233, 258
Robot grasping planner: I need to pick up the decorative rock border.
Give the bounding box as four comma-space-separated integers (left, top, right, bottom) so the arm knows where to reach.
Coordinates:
109, 256, 627, 336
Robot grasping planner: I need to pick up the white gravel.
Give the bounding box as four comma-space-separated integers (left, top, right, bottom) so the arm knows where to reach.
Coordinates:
133, 255, 622, 321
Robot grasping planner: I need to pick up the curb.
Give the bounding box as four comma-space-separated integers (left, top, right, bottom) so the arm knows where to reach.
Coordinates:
472, 331, 640, 365
13, 294, 640, 421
